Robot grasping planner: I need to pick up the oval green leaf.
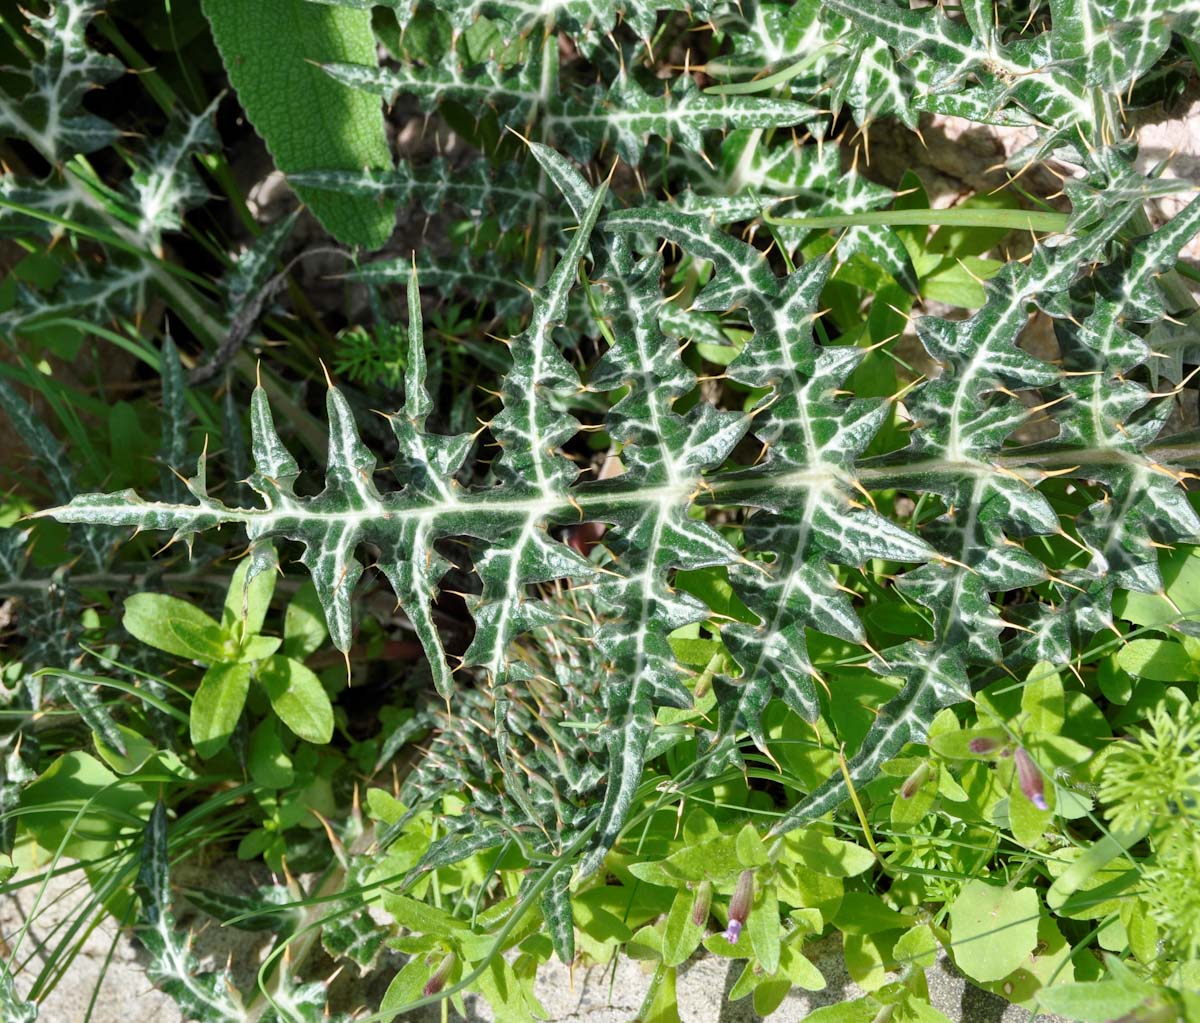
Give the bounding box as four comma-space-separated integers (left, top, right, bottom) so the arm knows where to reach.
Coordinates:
191, 662, 252, 758
260, 655, 334, 745
124, 593, 228, 663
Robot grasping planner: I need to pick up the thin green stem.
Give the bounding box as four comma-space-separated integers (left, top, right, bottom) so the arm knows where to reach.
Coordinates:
703, 50, 835, 95
765, 206, 1070, 233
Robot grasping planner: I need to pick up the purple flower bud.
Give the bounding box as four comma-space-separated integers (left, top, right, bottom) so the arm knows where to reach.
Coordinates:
723, 869, 754, 943
422, 952, 457, 997
691, 881, 713, 927
900, 761, 932, 799
1014, 747, 1048, 810
968, 736, 1002, 755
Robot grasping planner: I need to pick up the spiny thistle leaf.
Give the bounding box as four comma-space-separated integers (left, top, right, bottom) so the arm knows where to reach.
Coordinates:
135, 801, 246, 1023
287, 158, 550, 233
310, 0, 713, 48
42, 138, 1200, 863
322, 41, 817, 164
0, 0, 122, 159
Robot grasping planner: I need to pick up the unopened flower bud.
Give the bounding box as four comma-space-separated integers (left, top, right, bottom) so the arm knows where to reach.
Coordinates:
900, 761, 932, 799
422, 952, 457, 997
724, 869, 754, 943
691, 881, 713, 927
1014, 747, 1048, 810
968, 736, 1002, 755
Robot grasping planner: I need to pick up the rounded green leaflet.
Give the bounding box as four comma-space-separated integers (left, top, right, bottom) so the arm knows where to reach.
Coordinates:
948, 880, 1039, 983
260, 655, 334, 745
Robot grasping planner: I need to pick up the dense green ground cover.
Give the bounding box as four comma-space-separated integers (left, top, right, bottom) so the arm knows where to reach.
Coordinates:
3, 2, 1200, 1020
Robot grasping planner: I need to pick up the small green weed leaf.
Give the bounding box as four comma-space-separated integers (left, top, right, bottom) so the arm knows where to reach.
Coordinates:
1021, 662, 1065, 736
260, 655, 334, 745
1036, 981, 1154, 1022
929, 727, 1007, 761
201, 0, 394, 248
364, 787, 405, 826
625, 924, 663, 962
948, 880, 1039, 983
665, 834, 744, 883
124, 594, 229, 664
94, 723, 159, 775
980, 915, 1075, 1007
223, 547, 278, 640
284, 580, 328, 659
1113, 545, 1200, 631
191, 663, 251, 758
1045, 840, 1142, 919
627, 860, 681, 889
784, 828, 876, 878
1006, 785, 1054, 848
637, 964, 680, 1023
833, 894, 910, 936
1117, 638, 1197, 681
843, 932, 889, 990
236, 635, 283, 662
19, 752, 150, 861
735, 824, 769, 867
1121, 900, 1158, 965
893, 924, 939, 970
890, 765, 938, 831
704, 926, 751, 958
477, 955, 545, 1023
683, 808, 720, 846
780, 942, 826, 991
749, 882, 781, 974
751, 974, 790, 1016
778, 866, 844, 923
383, 893, 470, 936
380, 957, 432, 1023
662, 888, 705, 968
248, 720, 294, 789
799, 1001, 877, 1023
789, 908, 825, 938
